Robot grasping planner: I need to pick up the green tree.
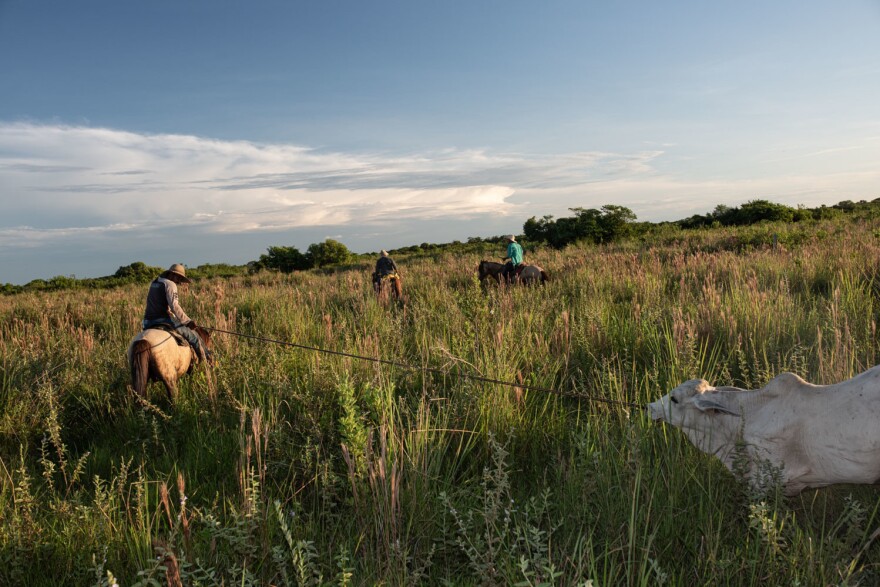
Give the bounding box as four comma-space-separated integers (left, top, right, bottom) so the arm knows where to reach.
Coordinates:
0, 283, 22, 295
811, 205, 842, 220
525, 206, 636, 249
114, 261, 161, 282
306, 239, 351, 268
556, 208, 601, 247
523, 215, 554, 243
258, 246, 310, 273
597, 204, 637, 243
735, 200, 795, 224
47, 275, 78, 290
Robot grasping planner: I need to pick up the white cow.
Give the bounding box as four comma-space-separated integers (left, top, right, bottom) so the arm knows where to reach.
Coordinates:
648, 367, 880, 495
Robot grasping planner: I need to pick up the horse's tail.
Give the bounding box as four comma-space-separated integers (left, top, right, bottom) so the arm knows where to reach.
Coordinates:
130, 339, 151, 398
392, 275, 403, 300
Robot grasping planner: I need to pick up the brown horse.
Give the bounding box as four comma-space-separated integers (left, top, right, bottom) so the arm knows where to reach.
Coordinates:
374, 272, 403, 304
478, 260, 549, 285
127, 325, 212, 402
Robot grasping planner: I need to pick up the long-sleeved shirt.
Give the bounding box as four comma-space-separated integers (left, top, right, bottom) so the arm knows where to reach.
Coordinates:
143, 277, 191, 325
505, 242, 524, 266
375, 256, 398, 275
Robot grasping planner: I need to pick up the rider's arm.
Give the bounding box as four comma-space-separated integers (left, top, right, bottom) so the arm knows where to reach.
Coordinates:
163, 279, 192, 325
502, 244, 511, 261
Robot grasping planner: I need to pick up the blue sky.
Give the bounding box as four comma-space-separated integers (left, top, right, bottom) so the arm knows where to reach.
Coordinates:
1, 0, 879, 284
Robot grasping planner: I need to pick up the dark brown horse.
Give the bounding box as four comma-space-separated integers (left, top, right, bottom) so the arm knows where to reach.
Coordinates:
478, 260, 549, 285
127, 325, 212, 402
374, 272, 403, 304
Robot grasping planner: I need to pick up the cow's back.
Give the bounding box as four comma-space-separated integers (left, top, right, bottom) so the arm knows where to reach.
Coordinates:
743, 367, 880, 492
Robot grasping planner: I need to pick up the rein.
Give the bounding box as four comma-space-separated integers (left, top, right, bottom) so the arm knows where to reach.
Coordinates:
205, 326, 643, 410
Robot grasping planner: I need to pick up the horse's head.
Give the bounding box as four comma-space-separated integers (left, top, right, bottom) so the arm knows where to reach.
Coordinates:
478, 260, 504, 282
193, 325, 212, 352
477, 260, 495, 280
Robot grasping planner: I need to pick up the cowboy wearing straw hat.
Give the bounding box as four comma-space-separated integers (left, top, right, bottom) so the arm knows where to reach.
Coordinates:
372, 249, 399, 288
142, 264, 209, 359
501, 235, 524, 283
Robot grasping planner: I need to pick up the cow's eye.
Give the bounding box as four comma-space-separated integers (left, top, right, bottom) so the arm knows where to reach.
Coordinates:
670, 396, 679, 404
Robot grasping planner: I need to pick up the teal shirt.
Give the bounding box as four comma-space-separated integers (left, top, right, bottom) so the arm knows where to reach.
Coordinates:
506, 242, 524, 266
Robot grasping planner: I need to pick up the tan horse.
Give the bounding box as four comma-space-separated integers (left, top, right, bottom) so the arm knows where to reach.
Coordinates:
374, 272, 403, 304
127, 326, 212, 402
478, 260, 549, 285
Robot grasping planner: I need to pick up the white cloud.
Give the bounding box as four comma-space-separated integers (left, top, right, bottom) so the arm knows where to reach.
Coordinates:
0, 223, 139, 248
0, 122, 663, 245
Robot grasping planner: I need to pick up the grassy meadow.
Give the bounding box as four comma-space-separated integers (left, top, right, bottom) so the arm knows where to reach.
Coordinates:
2, 218, 880, 585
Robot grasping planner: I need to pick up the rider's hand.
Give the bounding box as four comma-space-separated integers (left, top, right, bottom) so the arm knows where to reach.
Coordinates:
186, 320, 197, 329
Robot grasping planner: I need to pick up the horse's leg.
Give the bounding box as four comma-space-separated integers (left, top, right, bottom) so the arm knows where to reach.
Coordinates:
160, 377, 177, 404
130, 340, 152, 399
156, 359, 179, 404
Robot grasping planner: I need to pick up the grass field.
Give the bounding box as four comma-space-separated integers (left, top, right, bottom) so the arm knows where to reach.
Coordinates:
2, 218, 880, 586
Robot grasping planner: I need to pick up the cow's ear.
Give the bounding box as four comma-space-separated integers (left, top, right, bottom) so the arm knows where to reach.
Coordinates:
692, 395, 740, 416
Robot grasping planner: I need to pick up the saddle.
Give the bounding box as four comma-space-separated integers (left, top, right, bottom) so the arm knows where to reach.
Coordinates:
145, 323, 189, 347
374, 271, 399, 282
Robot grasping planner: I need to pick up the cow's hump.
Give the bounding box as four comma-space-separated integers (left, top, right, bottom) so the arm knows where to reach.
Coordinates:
763, 372, 810, 395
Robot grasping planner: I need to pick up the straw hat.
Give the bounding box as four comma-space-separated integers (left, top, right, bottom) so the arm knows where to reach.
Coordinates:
505, 235, 516, 242
162, 263, 191, 283
380, 250, 389, 257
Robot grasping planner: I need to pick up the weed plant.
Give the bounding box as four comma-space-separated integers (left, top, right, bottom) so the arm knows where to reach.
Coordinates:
1, 218, 880, 585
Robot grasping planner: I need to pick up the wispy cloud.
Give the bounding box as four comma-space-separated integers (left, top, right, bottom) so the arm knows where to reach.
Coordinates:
0, 122, 663, 245
763, 145, 864, 163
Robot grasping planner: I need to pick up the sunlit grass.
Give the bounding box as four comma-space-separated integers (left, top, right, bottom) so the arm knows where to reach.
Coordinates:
2, 218, 880, 584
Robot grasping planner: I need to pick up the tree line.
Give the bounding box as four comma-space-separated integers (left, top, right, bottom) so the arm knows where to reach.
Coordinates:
522, 198, 880, 249
251, 239, 353, 273
3, 197, 879, 294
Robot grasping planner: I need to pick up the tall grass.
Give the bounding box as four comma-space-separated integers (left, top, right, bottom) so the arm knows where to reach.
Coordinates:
2, 218, 880, 585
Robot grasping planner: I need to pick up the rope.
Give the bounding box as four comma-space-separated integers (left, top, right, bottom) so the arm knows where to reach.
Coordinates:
204, 326, 643, 410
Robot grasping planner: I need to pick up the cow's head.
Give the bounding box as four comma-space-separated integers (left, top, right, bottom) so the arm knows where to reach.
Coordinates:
648, 379, 741, 428
648, 379, 744, 457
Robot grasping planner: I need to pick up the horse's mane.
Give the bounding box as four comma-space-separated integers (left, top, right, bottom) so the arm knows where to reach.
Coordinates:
193, 325, 211, 345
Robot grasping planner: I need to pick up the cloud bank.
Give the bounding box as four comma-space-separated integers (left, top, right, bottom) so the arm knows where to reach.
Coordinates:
0, 122, 663, 247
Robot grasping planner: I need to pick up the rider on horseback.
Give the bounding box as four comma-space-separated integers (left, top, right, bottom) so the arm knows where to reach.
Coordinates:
142, 264, 211, 361
501, 235, 523, 284
372, 250, 399, 289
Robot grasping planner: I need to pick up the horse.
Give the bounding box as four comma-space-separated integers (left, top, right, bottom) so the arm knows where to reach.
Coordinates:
518, 265, 550, 285
478, 260, 549, 285
127, 325, 212, 402
373, 272, 403, 304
